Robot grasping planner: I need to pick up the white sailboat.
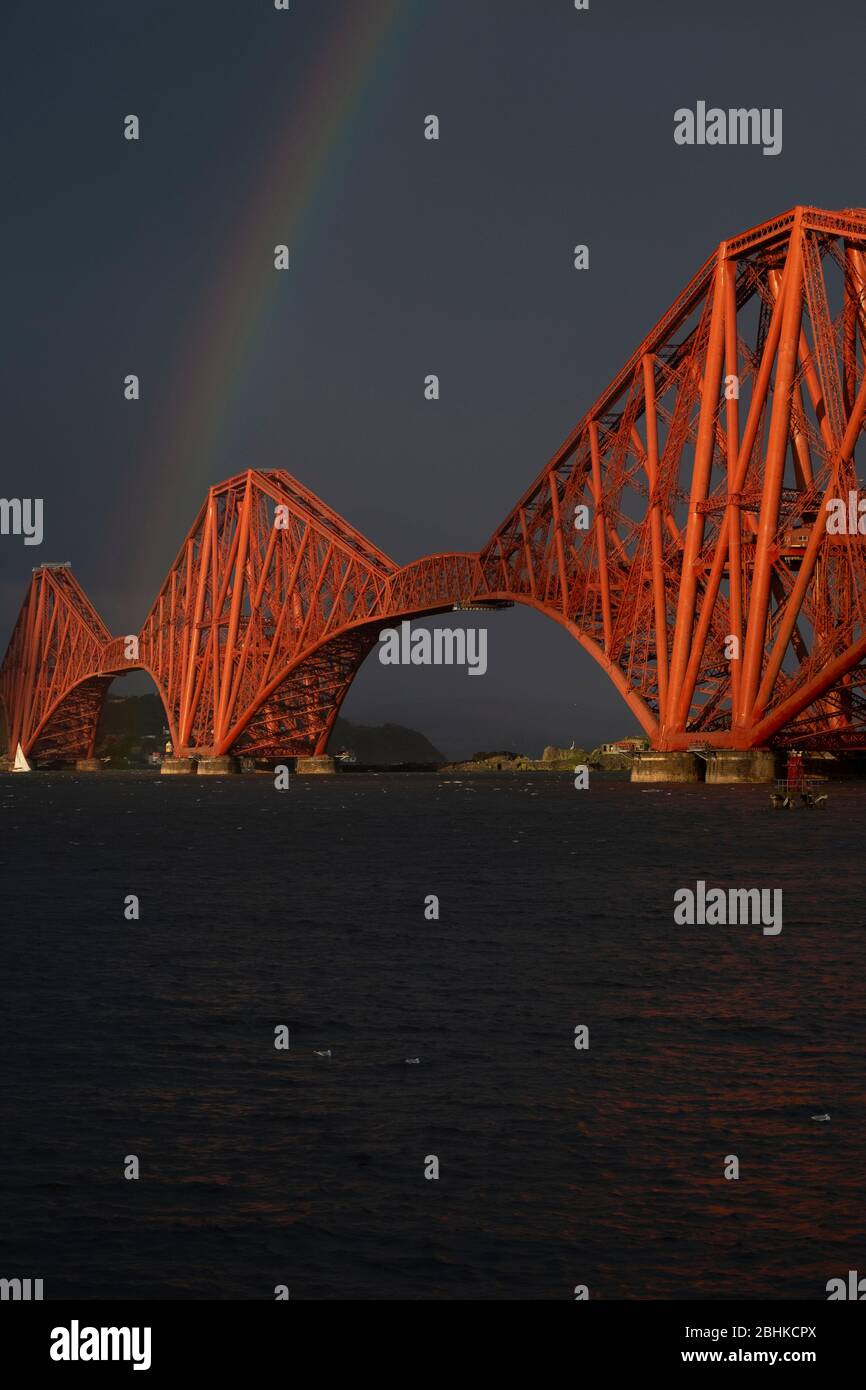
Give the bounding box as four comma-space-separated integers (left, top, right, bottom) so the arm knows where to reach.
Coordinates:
12, 743, 32, 773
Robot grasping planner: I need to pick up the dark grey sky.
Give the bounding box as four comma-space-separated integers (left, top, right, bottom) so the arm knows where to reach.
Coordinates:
2, 0, 863, 757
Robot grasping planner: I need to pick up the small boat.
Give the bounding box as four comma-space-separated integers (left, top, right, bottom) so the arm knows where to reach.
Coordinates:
12, 743, 32, 773
334, 748, 357, 765
771, 750, 828, 808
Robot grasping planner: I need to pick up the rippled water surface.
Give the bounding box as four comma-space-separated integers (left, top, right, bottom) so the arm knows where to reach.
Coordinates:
1, 771, 865, 1299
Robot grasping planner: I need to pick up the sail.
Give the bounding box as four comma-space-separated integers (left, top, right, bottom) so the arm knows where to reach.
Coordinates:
12, 743, 32, 773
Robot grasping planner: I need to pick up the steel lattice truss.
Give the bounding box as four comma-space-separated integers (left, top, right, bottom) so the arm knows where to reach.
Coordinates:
4, 206, 866, 762
0, 472, 490, 762
476, 205, 866, 750
0, 565, 112, 762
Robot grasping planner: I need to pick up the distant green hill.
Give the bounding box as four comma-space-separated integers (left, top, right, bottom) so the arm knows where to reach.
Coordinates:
328, 718, 443, 766
97, 694, 165, 742
95, 694, 443, 766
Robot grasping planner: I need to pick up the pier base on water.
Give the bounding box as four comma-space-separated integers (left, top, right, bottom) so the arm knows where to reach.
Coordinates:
74, 758, 103, 773
197, 756, 240, 776
705, 749, 778, 784
160, 757, 196, 775
630, 751, 701, 783
295, 755, 336, 775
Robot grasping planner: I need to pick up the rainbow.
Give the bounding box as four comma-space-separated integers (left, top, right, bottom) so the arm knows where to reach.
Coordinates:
140, 0, 405, 570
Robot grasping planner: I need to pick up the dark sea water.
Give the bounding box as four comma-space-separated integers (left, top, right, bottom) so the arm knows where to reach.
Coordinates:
1, 770, 865, 1301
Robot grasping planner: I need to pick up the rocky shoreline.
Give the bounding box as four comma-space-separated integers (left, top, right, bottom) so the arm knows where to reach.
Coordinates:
439, 741, 645, 774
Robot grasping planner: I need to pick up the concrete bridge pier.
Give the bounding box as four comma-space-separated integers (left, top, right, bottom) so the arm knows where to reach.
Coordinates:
630, 751, 702, 783
630, 748, 779, 783
74, 758, 103, 772
197, 756, 241, 775
295, 755, 337, 774
160, 757, 196, 775
704, 749, 778, 783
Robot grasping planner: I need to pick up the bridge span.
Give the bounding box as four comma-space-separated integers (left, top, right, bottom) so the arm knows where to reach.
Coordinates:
4, 206, 866, 765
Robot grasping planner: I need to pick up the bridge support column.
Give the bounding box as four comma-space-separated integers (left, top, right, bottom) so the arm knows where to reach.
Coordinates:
630, 751, 702, 783
161, 757, 196, 775
295, 755, 337, 774
705, 749, 778, 783
197, 756, 240, 775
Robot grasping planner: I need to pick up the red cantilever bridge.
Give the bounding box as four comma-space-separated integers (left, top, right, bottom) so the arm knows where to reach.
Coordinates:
5, 204, 866, 765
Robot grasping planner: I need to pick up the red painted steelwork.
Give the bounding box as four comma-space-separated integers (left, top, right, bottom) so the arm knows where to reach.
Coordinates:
4, 207, 866, 761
